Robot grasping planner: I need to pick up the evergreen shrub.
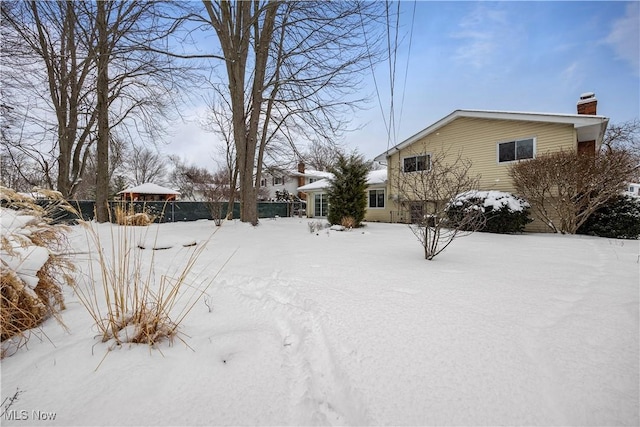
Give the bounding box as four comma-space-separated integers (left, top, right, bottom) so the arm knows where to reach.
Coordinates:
577, 195, 640, 239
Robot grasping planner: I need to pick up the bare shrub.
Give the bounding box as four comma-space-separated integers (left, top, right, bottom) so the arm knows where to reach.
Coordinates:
394, 151, 483, 260
509, 150, 638, 234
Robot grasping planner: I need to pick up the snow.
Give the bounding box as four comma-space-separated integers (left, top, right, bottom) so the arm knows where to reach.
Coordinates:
453, 190, 530, 212
297, 178, 331, 191
117, 183, 180, 195
365, 169, 387, 185
1, 218, 638, 426
297, 169, 387, 192
0, 209, 51, 289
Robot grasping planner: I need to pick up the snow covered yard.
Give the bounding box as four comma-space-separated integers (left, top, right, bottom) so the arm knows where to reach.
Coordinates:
1, 218, 638, 426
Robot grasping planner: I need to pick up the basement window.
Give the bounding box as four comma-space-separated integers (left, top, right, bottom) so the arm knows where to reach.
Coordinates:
498, 138, 535, 163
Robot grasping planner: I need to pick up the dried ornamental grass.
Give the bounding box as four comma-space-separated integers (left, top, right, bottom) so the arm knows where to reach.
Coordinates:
340, 216, 356, 229
74, 219, 229, 356
114, 204, 155, 226
0, 187, 74, 357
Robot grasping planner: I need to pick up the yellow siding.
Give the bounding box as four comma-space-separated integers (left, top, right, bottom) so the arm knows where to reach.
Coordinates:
302, 186, 392, 223
364, 184, 391, 222
386, 117, 577, 231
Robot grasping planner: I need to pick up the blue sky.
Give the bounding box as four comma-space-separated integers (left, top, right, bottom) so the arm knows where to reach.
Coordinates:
167, 1, 639, 169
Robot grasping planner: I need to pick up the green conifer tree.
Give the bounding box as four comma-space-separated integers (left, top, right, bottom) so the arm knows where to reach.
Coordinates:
327, 153, 369, 226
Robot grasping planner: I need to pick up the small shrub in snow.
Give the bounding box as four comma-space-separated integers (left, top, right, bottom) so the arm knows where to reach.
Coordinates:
448, 190, 532, 234
577, 195, 640, 239
340, 216, 356, 229
114, 203, 156, 226
307, 221, 326, 234
0, 187, 75, 357
74, 220, 224, 350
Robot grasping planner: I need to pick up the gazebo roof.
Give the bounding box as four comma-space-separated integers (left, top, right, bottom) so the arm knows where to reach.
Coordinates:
118, 183, 180, 195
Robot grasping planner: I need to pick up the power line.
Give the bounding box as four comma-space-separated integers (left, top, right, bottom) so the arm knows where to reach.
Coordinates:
397, 1, 417, 145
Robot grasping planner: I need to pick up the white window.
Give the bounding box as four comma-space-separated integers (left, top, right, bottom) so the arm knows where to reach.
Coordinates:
260, 178, 267, 187
273, 177, 284, 185
403, 154, 431, 172
498, 138, 535, 163
369, 189, 385, 208
314, 193, 328, 217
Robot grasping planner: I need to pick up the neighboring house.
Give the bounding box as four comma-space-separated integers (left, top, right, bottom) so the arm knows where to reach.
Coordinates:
626, 183, 640, 197
373, 92, 609, 231
117, 183, 180, 201
259, 163, 333, 201
297, 168, 388, 221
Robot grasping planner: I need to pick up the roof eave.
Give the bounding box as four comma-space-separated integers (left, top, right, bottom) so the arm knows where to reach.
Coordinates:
374, 110, 610, 161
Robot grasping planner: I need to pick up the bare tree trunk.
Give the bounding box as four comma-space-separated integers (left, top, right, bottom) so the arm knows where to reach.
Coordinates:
226, 163, 238, 220
95, 0, 110, 223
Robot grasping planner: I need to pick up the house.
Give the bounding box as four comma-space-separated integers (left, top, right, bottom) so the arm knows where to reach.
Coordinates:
297, 168, 388, 221
259, 162, 333, 201
626, 183, 640, 197
117, 183, 180, 201
373, 93, 609, 231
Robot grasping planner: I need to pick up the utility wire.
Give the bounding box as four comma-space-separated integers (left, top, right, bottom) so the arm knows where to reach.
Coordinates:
359, 10, 390, 149
397, 0, 417, 145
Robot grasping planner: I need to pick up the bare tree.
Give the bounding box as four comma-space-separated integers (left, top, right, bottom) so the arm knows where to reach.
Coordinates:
394, 150, 483, 260
2, 1, 195, 222
202, 92, 239, 219
602, 119, 640, 154
169, 156, 214, 201
74, 135, 128, 199
127, 145, 167, 186
509, 150, 638, 234
2, 1, 99, 198
302, 140, 345, 171
197, 0, 385, 224
602, 119, 640, 181
0, 151, 45, 192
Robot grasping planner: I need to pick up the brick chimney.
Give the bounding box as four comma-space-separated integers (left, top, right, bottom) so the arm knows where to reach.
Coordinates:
577, 92, 597, 156
577, 92, 597, 115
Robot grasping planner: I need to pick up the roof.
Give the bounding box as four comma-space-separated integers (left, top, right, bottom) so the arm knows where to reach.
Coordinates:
374, 109, 609, 162
297, 169, 387, 192
288, 169, 334, 179
118, 183, 180, 195
297, 178, 330, 191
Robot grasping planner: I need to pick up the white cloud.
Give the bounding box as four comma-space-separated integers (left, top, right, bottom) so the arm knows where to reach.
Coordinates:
561, 61, 582, 86
451, 5, 511, 68
604, 2, 640, 76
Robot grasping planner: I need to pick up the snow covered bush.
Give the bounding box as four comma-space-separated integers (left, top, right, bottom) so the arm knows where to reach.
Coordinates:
1, 187, 75, 357
448, 190, 532, 234
307, 221, 327, 234
577, 195, 640, 239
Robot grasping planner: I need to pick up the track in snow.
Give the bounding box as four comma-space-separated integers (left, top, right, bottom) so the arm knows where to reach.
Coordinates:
224, 270, 371, 426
